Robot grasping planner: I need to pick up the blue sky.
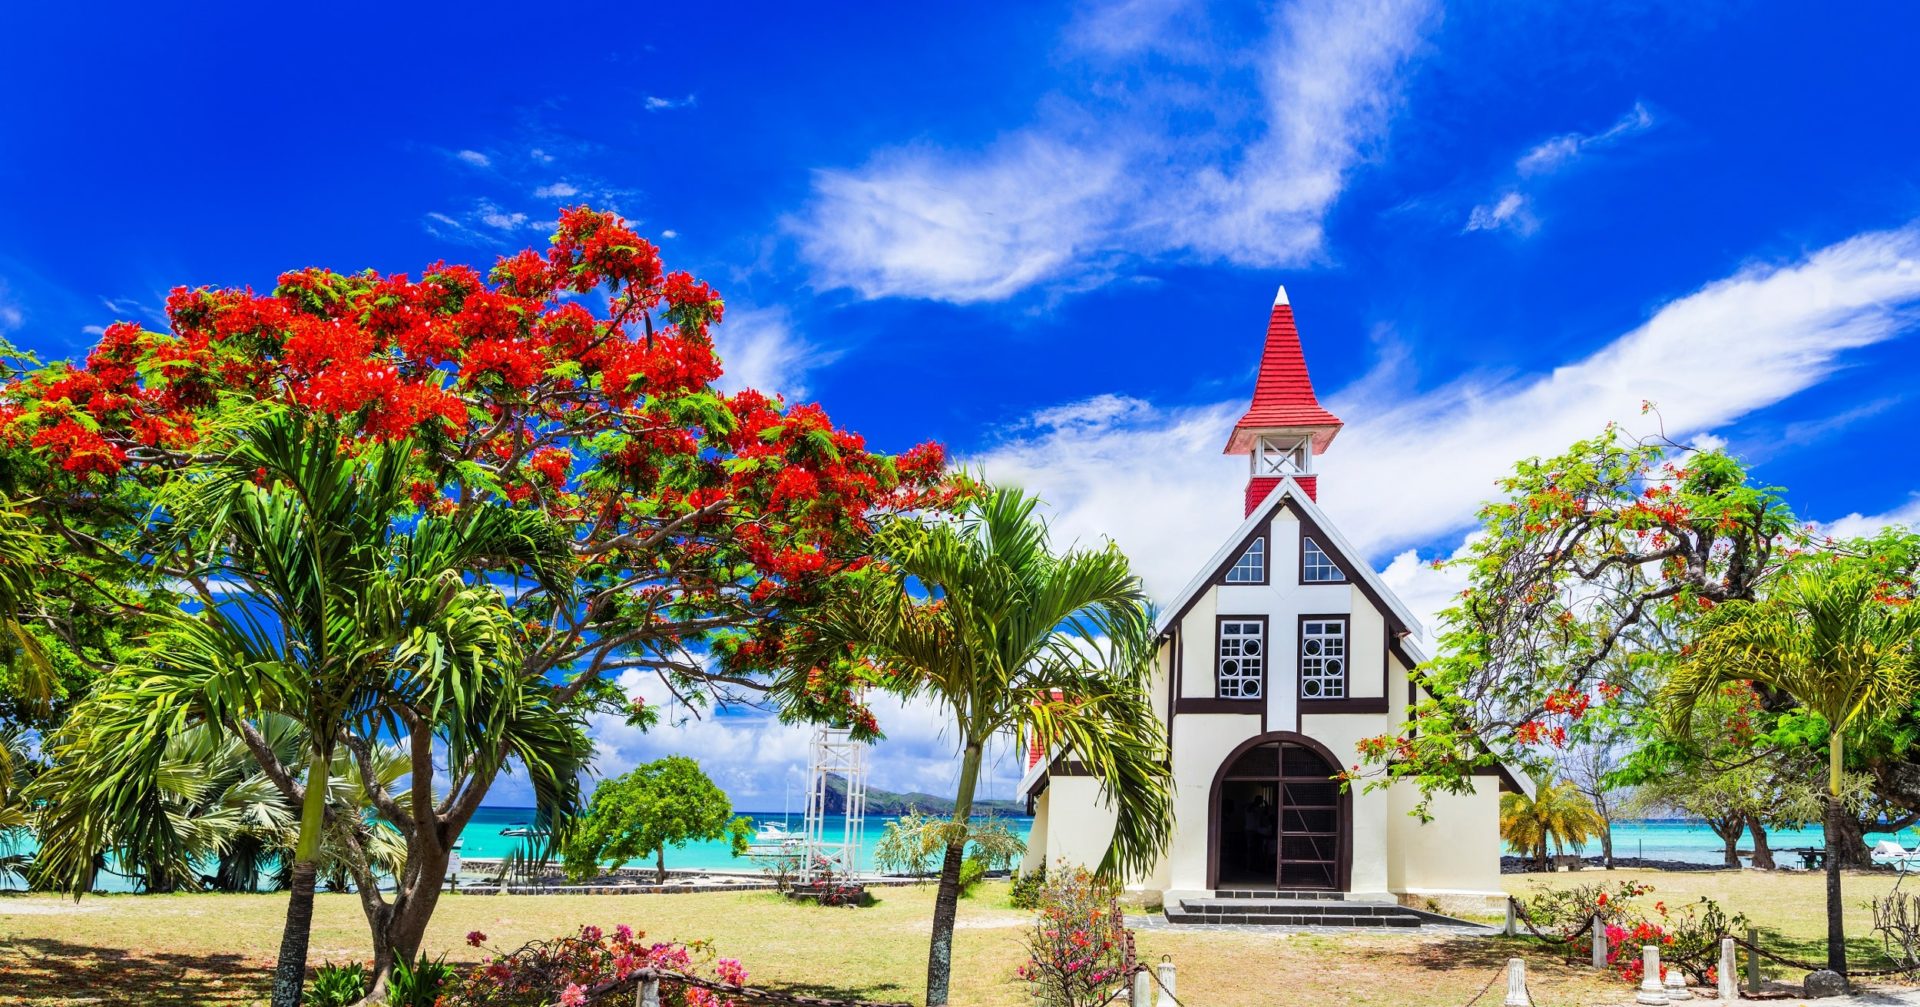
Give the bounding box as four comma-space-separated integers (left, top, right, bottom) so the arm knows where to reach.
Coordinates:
3, 1, 1918, 808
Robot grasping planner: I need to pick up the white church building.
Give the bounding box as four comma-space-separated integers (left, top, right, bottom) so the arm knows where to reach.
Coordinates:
1018, 288, 1516, 915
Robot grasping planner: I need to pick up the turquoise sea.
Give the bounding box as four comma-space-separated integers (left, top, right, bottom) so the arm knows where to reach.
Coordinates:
10, 814, 1920, 892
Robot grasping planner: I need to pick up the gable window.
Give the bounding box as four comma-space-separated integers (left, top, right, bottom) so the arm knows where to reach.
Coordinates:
1301, 536, 1344, 583
1299, 619, 1346, 699
1225, 537, 1266, 583
1217, 620, 1265, 699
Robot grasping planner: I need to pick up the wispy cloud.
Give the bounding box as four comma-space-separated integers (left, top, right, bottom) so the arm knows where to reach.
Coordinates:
644, 94, 697, 112
970, 220, 1920, 605
453, 149, 492, 168
0, 280, 22, 334
423, 199, 543, 246
711, 306, 837, 399
1815, 494, 1920, 541
1464, 102, 1655, 236
790, 0, 1438, 304
533, 181, 580, 199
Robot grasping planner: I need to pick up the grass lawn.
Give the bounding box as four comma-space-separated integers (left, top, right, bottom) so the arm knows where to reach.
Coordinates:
1, 870, 1916, 1006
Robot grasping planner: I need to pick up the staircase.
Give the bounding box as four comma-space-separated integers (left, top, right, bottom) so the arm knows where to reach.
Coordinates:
1163, 890, 1427, 928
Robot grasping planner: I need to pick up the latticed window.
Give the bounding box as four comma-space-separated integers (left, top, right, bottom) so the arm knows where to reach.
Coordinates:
1225, 537, 1265, 583
1301, 536, 1343, 582
1218, 620, 1264, 699
1299, 620, 1346, 699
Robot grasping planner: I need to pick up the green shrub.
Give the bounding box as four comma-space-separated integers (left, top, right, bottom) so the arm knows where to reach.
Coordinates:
1009, 864, 1046, 909
389, 951, 456, 1006
958, 854, 988, 898
306, 961, 369, 1007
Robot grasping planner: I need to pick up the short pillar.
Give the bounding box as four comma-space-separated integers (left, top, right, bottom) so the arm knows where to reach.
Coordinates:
1130, 968, 1152, 1007
1745, 926, 1762, 994
1155, 960, 1177, 1007
1505, 899, 1519, 937
639, 971, 660, 1007
1665, 959, 1693, 1001
1717, 938, 1738, 1001
1592, 921, 1609, 969
1502, 957, 1531, 1007
1636, 944, 1669, 1005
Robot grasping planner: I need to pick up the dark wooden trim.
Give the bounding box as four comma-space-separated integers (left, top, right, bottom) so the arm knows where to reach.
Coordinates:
1214, 613, 1271, 704
1297, 524, 1351, 585
1296, 613, 1351, 702
1299, 697, 1388, 714
1217, 518, 1271, 586
1176, 698, 1264, 714
1205, 731, 1353, 892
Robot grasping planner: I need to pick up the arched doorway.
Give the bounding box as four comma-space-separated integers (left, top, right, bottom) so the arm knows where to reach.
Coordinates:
1208, 733, 1350, 891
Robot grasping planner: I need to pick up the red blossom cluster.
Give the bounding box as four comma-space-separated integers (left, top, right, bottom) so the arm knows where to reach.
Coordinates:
446, 923, 745, 1007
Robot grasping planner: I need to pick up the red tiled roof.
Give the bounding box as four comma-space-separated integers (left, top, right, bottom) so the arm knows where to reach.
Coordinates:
1223, 288, 1343, 454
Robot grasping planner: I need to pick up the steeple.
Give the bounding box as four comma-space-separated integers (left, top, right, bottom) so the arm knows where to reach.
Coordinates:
1224, 285, 1343, 514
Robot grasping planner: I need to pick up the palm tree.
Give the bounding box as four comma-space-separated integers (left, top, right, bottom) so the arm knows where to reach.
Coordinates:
31, 411, 552, 1007
1499, 773, 1603, 870
783, 487, 1173, 1007
1664, 556, 1920, 978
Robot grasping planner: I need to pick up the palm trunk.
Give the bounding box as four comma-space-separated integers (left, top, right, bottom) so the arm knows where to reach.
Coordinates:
925, 740, 982, 1007
1826, 731, 1848, 983
271, 748, 331, 1007
1745, 813, 1776, 870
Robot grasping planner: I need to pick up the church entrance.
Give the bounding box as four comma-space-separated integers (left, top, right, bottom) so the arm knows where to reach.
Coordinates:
1210, 734, 1348, 891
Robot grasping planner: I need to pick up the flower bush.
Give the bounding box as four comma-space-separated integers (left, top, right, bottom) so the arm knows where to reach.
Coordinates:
441, 924, 749, 1007
1014, 864, 1135, 1007
1519, 879, 1745, 985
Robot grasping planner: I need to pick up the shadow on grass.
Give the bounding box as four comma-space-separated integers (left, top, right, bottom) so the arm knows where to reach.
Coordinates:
1745, 924, 1915, 979
0, 935, 266, 1005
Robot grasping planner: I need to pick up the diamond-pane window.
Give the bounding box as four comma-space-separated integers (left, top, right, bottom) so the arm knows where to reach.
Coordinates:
1302, 536, 1343, 583
1300, 620, 1346, 699
1226, 537, 1266, 583
1218, 621, 1264, 699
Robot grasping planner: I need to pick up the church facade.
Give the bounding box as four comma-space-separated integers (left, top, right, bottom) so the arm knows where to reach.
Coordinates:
1018, 288, 1514, 908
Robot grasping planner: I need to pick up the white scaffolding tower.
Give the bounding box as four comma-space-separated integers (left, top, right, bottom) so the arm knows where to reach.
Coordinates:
799, 725, 868, 883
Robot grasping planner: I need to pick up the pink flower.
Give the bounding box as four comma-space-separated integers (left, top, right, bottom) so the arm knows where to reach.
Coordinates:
560, 984, 588, 1006
581, 925, 603, 942
716, 958, 748, 985
614, 924, 634, 943
466, 930, 487, 947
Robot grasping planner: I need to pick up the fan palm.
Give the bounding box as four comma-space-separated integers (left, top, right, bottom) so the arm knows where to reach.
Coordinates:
30, 410, 555, 1007
1499, 773, 1603, 870
1663, 556, 1920, 978
782, 487, 1173, 1007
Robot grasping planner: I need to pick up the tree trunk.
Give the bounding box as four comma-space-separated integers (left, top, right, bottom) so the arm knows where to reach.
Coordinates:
925, 740, 982, 1007
271, 748, 332, 1007
657, 845, 667, 884
1600, 821, 1615, 869
1832, 811, 1872, 869
1826, 732, 1848, 983
1707, 814, 1743, 869
1745, 814, 1776, 870
361, 834, 453, 1002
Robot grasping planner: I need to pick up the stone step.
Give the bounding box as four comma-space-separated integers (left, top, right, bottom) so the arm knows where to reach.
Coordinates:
1212, 888, 1345, 901
1179, 898, 1412, 916
1162, 910, 1421, 928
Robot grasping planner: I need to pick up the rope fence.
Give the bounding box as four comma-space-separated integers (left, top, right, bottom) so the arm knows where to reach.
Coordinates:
565, 960, 1187, 1007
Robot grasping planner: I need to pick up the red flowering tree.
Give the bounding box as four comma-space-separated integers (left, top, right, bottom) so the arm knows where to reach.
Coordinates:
1355, 421, 1797, 807
0, 208, 953, 992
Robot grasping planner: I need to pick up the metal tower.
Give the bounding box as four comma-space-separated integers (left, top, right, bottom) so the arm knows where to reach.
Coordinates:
799, 725, 867, 883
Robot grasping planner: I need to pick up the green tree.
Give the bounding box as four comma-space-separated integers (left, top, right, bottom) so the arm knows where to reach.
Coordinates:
1664, 553, 1920, 978
873, 808, 945, 878
1499, 774, 1604, 870
780, 487, 1173, 1007
30, 412, 586, 1007
563, 756, 751, 883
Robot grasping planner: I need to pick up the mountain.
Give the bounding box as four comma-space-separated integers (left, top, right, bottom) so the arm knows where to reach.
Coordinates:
813, 773, 1027, 817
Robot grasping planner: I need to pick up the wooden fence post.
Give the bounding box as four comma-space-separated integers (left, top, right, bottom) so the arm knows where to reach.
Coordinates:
1745, 926, 1761, 994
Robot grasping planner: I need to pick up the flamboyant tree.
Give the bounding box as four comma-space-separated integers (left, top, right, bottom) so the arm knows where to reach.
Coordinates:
1355, 421, 1798, 801
0, 207, 953, 994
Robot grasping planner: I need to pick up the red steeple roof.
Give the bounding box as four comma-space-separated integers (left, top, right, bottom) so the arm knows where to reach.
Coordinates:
1223, 286, 1343, 455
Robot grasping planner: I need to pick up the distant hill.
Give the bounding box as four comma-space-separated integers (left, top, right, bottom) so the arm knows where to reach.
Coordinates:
812, 772, 1026, 817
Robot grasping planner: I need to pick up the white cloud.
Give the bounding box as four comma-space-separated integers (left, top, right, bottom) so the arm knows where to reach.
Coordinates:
1516, 102, 1654, 178
423, 199, 542, 245
791, 0, 1437, 304
661, 229, 679, 239
645, 95, 697, 112
0, 280, 22, 334
712, 306, 836, 399
534, 182, 580, 199
1463, 191, 1536, 235
1813, 495, 1920, 541
454, 149, 492, 168
969, 221, 1920, 609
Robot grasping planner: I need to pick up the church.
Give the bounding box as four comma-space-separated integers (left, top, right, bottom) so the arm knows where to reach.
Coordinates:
1018, 287, 1516, 916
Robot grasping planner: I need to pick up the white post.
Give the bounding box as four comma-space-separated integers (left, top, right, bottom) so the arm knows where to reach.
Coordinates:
1717, 938, 1738, 1001
1665, 958, 1693, 1001
1636, 944, 1669, 1005
1502, 957, 1531, 1007
1155, 960, 1177, 1007
639, 972, 660, 1007
1131, 968, 1152, 1007
1592, 920, 1608, 969
1504, 899, 1519, 937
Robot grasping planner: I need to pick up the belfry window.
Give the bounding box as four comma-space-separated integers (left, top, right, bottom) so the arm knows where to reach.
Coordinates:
1225, 537, 1266, 583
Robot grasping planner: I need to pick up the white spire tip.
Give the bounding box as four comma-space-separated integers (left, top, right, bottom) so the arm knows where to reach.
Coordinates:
1273, 284, 1290, 306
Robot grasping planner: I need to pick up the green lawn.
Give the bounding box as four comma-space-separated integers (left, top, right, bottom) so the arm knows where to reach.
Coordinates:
1, 871, 1915, 1006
